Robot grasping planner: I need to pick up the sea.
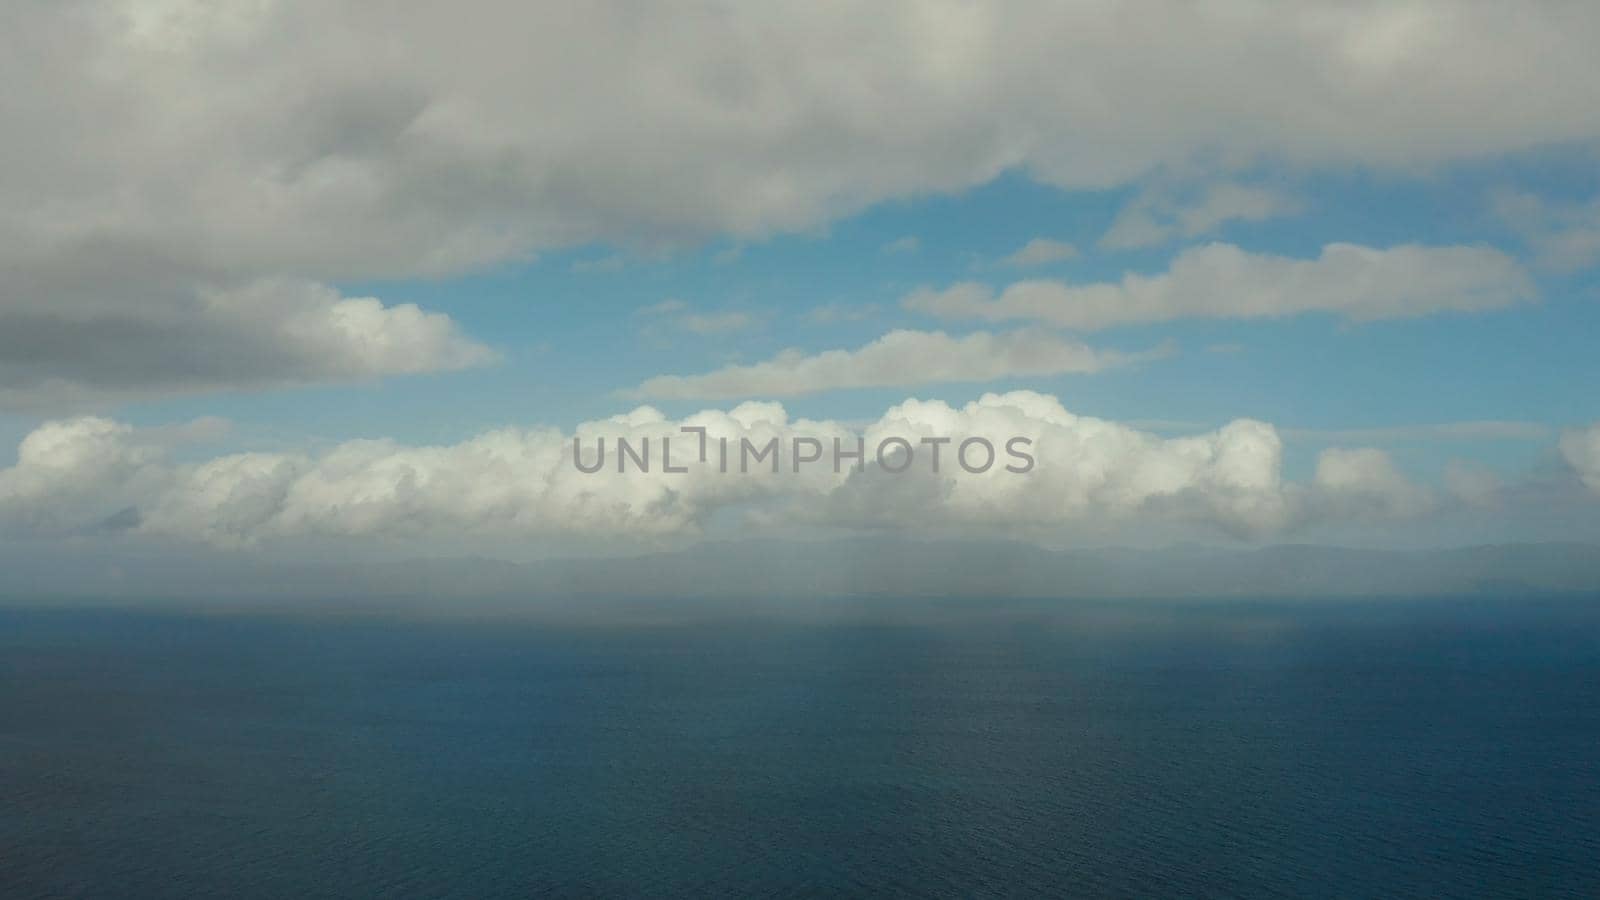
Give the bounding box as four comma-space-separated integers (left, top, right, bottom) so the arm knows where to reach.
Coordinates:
2, 596, 1598, 898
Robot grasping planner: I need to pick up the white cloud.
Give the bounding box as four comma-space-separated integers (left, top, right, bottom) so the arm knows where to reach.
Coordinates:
0, 418, 165, 533
1310, 447, 1434, 520
1101, 182, 1303, 249
3, 2, 1597, 405
1000, 238, 1078, 267
1560, 424, 1600, 494
903, 242, 1533, 330
1492, 188, 1600, 272
631, 329, 1165, 400
881, 236, 921, 255
0, 393, 1444, 546
10, 0, 1595, 272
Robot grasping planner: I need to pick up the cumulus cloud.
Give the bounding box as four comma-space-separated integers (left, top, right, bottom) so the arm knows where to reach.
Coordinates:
1000, 238, 1078, 268
0, 418, 166, 535
1310, 447, 1434, 520
630, 329, 1164, 400
1101, 183, 1303, 250
807, 395, 1297, 537
0, 393, 1444, 547
903, 242, 1534, 330
4, 2, 1599, 406
1560, 424, 1600, 494
0, 278, 496, 410
10, 0, 1599, 275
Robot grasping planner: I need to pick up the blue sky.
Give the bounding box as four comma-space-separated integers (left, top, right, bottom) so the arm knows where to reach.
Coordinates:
101, 156, 1600, 485
4, 2, 1600, 560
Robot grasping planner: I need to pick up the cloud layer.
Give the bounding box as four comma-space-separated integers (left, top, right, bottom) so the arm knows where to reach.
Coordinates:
4, 2, 1597, 406
904, 243, 1534, 330
10, 0, 1599, 271
0, 392, 1453, 548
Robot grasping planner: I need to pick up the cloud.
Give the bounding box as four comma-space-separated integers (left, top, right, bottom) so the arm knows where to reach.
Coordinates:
10, 1, 1597, 276
571, 254, 627, 273
1560, 424, 1600, 493
4, 3, 1599, 405
1492, 188, 1600, 272
678, 312, 757, 336
903, 242, 1534, 330
1000, 238, 1078, 268
638, 299, 690, 316
637, 300, 757, 336
630, 329, 1165, 400
803, 303, 880, 325
881, 236, 921, 255
1310, 447, 1434, 520
0, 392, 1441, 547
1444, 460, 1502, 507
0, 278, 495, 411
0, 418, 167, 535
1100, 182, 1302, 249
1283, 421, 1551, 443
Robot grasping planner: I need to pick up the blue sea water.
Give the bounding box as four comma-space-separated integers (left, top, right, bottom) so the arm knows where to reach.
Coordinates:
2, 598, 1598, 898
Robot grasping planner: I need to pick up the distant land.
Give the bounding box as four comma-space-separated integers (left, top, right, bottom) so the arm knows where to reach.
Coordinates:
4, 540, 1599, 618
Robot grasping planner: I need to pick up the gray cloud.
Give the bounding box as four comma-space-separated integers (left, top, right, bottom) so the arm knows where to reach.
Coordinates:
0, 276, 495, 411
4, 2, 1599, 408
903, 242, 1534, 330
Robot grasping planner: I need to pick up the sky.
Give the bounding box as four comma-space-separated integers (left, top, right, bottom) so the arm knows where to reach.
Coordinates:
4, 1, 1600, 573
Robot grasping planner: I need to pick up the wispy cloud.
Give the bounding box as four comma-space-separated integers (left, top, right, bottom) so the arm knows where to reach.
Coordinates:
570, 254, 627, 273
1284, 421, 1552, 443
1101, 182, 1303, 249
1492, 188, 1600, 272
678, 312, 757, 335
638, 300, 758, 337
999, 238, 1078, 268
904, 243, 1533, 330
637, 299, 689, 317
631, 329, 1167, 400
804, 303, 880, 325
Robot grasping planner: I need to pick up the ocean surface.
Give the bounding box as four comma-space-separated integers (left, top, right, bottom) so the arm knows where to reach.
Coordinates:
2, 597, 1598, 898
